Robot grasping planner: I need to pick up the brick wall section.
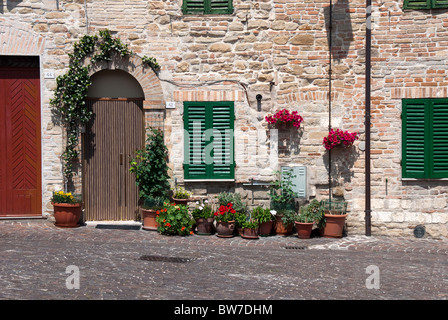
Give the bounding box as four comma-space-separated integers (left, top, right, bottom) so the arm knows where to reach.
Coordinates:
1, 0, 447, 238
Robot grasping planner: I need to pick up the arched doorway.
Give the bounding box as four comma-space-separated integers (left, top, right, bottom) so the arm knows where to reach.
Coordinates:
83, 70, 144, 221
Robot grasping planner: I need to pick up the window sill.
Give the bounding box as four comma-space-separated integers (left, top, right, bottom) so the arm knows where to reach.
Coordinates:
402, 178, 448, 181
184, 179, 235, 182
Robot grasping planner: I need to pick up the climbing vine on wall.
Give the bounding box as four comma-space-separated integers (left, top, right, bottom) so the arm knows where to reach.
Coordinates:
50, 29, 160, 184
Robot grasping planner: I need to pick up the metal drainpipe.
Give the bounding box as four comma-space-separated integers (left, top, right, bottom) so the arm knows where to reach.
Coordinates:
328, 0, 333, 206
365, 1, 372, 236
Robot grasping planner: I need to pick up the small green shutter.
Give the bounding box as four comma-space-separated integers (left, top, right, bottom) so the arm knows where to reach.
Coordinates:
281, 166, 307, 199
432, 0, 448, 8
402, 99, 428, 178
184, 101, 234, 180
431, 101, 448, 178
182, 0, 232, 14
403, 0, 431, 9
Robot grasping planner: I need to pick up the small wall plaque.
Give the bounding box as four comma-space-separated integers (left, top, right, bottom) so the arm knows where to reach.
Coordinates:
166, 101, 176, 109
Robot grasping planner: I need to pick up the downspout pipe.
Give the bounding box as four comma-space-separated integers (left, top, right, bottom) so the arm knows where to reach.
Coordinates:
328, 0, 333, 205
365, 1, 372, 236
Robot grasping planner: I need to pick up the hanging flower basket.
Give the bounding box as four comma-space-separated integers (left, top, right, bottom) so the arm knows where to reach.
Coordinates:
265, 109, 303, 129
323, 128, 359, 150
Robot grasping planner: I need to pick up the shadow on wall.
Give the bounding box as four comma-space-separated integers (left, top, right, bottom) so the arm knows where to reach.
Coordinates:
323, 146, 360, 186
324, 0, 354, 61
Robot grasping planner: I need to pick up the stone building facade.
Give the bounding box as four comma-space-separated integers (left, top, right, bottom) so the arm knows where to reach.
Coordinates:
0, 0, 447, 238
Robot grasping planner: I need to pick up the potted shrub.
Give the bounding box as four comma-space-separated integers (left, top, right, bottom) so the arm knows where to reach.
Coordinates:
251, 206, 275, 237
234, 211, 247, 237
269, 170, 298, 235
319, 199, 348, 238
242, 219, 260, 240
51, 191, 82, 228
191, 199, 214, 235
172, 186, 192, 206
213, 203, 237, 238
295, 199, 324, 239
141, 196, 165, 231
323, 128, 359, 150
129, 128, 170, 226
155, 202, 194, 236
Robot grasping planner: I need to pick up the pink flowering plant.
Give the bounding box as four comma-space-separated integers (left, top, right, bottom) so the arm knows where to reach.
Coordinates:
323, 128, 359, 150
265, 109, 303, 129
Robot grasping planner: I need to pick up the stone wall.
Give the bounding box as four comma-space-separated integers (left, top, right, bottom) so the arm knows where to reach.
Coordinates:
1, 0, 447, 238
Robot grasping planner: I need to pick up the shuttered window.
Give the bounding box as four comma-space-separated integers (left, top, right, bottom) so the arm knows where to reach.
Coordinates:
182, 0, 233, 14
184, 101, 234, 180
402, 99, 448, 179
403, 0, 448, 9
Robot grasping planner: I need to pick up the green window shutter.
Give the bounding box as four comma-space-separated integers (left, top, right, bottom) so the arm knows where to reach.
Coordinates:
430, 100, 448, 178
184, 103, 207, 179
184, 101, 234, 180
403, 0, 431, 9
183, 0, 232, 14
432, 0, 448, 8
281, 166, 307, 199
182, 0, 206, 14
209, 0, 233, 14
211, 102, 234, 179
402, 99, 429, 178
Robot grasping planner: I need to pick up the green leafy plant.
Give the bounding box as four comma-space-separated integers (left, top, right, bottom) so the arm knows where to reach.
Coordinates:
251, 206, 274, 223
129, 128, 170, 201
234, 211, 248, 228
142, 196, 166, 211
216, 192, 246, 213
276, 209, 296, 226
51, 191, 81, 204
269, 170, 298, 207
50, 29, 160, 183
191, 199, 213, 220
213, 202, 237, 222
155, 203, 194, 236
172, 186, 191, 199
297, 199, 324, 223
242, 219, 259, 229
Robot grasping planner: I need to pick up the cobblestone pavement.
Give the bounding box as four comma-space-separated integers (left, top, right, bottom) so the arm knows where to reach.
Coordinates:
0, 219, 447, 303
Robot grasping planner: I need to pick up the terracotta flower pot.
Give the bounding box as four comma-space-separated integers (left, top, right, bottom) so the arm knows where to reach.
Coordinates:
258, 221, 273, 237
215, 220, 235, 238
295, 221, 314, 239
242, 228, 259, 240
53, 203, 81, 228
274, 216, 293, 236
172, 198, 190, 206
320, 214, 348, 238
141, 208, 158, 231
195, 217, 215, 235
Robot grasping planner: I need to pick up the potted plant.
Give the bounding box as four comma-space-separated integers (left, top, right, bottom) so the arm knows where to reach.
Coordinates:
242, 219, 260, 240
172, 186, 192, 206
251, 206, 275, 237
319, 199, 348, 238
234, 211, 247, 236
323, 128, 359, 150
51, 191, 82, 228
265, 109, 303, 129
295, 199, 323, 239
191, 199, 214, 235
213, 203, 237, 238
141, 196, 165, 231
155, 202, 194, 236
269, 170, 298, 235
129, 128, 170, 226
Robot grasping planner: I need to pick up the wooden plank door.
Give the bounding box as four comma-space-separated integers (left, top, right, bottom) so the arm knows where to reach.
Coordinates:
0, 67, 42, 217
83, 99, 143, 221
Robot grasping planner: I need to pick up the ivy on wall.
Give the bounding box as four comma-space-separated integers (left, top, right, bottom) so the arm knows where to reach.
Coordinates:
50, 29, 160, 184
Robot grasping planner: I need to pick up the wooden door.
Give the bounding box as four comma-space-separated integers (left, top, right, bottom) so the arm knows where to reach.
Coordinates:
83, 99, 144, 221
0, 67, 42, 217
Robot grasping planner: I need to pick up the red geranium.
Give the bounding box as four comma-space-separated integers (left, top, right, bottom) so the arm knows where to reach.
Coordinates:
323, 128, 359, 150
265, 109, 303, 129
214, 203, 237, 222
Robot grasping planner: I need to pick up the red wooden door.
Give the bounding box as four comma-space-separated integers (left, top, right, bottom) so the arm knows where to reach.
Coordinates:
0, 67, 42, 217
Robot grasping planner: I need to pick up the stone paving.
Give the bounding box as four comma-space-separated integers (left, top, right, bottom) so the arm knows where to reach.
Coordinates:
0, 219, 447, 303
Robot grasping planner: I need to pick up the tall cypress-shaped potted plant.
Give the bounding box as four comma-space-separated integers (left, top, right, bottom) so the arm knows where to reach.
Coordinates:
130, 128, 170, 230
